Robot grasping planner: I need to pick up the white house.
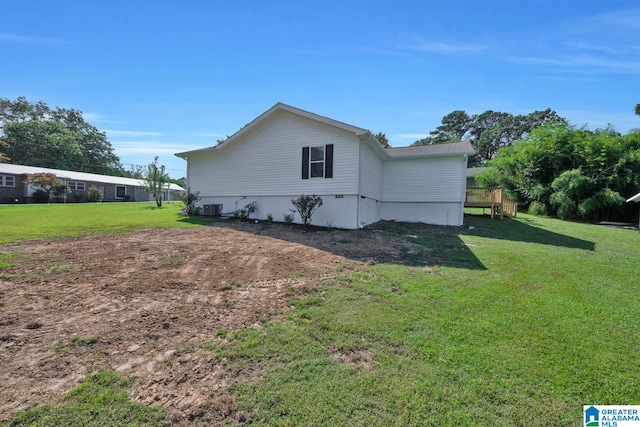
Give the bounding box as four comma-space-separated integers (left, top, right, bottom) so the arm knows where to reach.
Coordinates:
175, 103, 475, 229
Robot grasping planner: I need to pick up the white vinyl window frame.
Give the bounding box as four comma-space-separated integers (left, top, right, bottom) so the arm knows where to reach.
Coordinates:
302, 144, 333, 180
67, 181, 86, 191
0, 175, 15, 187
309, 146, 325, 178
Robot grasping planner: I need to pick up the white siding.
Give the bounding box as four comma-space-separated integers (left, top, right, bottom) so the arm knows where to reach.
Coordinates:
382, 156, 467, 202
199, 195, 359, 229
381, 202, 464, 226
187, 111, 359, 198
358, 196, 381, 227
358, 142, 383, 200
184, 107, 471, 229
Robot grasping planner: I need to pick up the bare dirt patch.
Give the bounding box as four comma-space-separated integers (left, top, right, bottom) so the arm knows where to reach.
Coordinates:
0, 220, 429, 425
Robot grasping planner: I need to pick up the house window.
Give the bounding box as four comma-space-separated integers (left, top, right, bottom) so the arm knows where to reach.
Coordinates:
302, 144, 333, 179
310, 146, 325, 177
67, 181, 85, 191
0, 175, 15, 187
115, 185, 127, 199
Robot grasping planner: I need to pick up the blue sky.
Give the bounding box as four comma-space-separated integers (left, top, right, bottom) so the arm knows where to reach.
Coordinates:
2, 1, 639, 178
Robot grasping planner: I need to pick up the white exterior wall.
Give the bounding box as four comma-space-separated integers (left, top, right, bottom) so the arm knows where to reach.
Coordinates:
382, 156, 466, 202
380, 155, 468, 226
187, 111, 360, 197
358, 142, 383, 199
358, 197, 381, 228
183, 107, 471, 229
187, 110, 362, 229
357, 141, 384, 227
380, 202, 463, 226
199, 195, 359, 229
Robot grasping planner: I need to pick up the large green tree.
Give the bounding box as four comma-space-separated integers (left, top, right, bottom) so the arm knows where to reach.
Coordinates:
413, 108, 567, 167
414, 110, 472, 145
0, 139, 9, 162
0, 97, 124, 175
477, 122, 640, 221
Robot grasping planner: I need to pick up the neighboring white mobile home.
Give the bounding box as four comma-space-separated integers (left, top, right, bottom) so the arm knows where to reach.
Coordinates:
176, 103, 474, 229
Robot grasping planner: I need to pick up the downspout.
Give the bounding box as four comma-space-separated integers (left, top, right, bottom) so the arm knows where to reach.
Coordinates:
356, 138, 361, 229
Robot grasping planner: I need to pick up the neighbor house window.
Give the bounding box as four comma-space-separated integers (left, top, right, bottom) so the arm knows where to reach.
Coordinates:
302, 144, 333, 179
67, 181, 85, 191
115, 185, 127, 199
0, 175, 15, 187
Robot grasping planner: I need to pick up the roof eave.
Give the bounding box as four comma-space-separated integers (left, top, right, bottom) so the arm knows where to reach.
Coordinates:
627, 193, 640, 203
387, 150, 475, 160
175, 146, 218, 158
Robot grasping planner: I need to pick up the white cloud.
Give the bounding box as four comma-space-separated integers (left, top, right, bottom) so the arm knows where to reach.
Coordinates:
564, 41, 619, 55
112, 141, 202, 156
395, 133, 429, 140
545, 76, 600, 82
84, 113, 120, 124
105, 130, 163, 137
187, 133, 227, 138
0, 33, 70, 45
403, 40, 488, 54
591, 7, 640, 31
503, 7, 640, 75
505, 54, 640, 74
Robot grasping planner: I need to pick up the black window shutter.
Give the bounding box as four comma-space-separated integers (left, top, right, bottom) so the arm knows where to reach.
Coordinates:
325, 144, 333, 178
302, 146, 309, 179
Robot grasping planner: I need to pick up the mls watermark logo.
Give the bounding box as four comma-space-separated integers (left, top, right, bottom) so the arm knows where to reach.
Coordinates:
584, 406, 640, 427
585, 406, 599, 426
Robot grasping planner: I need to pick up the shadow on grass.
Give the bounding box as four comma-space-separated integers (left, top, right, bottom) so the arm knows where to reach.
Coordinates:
209, 213, 595, 270
210, 218, 486, 270
463, 214, 595, 251
176, 215, 215, 226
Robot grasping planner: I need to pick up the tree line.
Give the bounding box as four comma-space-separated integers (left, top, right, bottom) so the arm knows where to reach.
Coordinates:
411, 108, 567, 167
477, 121, 640, 222
0, 97, 125, 176
412, 105, 640, 222
0, 97, 185, 188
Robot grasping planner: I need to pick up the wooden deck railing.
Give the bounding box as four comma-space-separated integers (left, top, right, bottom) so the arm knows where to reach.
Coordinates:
465, 187, 517, 219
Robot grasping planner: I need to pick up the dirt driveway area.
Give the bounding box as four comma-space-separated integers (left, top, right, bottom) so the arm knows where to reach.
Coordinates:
0, 220, 430, 425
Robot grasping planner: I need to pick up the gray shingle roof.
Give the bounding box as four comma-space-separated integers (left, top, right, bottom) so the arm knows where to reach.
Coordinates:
385, 141, 475, 158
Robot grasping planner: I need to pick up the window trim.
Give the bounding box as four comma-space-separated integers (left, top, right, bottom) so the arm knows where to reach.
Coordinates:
302, 144, 333, 179
115, 185, 127, 199
0, 175, 15, 187
310, 146, 325, 178
67, 181, 86, 191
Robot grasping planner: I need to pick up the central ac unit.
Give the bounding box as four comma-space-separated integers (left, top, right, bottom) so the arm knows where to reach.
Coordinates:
203, 204, 223, 217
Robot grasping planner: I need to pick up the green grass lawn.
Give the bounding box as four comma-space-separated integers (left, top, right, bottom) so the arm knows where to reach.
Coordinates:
0, 202, 210, 244
208, 212, 640, 426
4, 370, 166, 427
3, 205, 640, 426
